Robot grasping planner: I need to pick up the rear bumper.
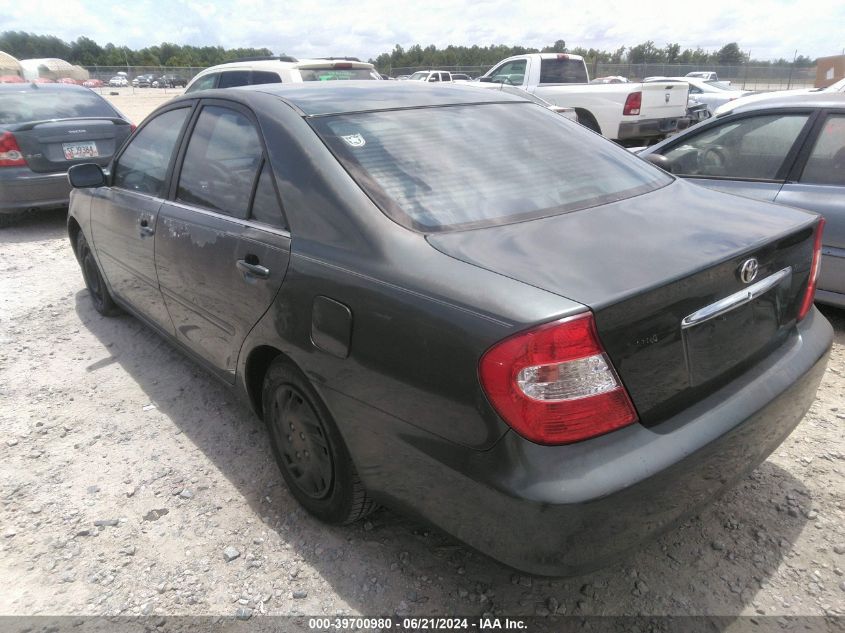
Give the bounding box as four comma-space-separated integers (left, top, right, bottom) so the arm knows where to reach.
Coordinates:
0, 168, 71, 214
330, 308, 832, 576
617, 116, 681, 141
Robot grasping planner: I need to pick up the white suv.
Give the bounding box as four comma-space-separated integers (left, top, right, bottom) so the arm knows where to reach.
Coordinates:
407, 70, 453, 83
185, 56, 381, 93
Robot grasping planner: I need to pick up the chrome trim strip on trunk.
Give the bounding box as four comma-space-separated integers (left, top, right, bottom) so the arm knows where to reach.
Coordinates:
681, 267, 793, 330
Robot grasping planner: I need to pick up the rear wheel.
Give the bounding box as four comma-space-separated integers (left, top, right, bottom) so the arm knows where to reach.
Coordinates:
77, 232, 120, 316
262, 359, 374, 524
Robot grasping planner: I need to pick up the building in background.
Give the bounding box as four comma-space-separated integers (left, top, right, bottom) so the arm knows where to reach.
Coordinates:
19, 58, 89, 82
815, 54, 845, 88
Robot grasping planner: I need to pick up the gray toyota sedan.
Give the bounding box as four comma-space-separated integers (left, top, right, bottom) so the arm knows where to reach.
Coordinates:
66, 82, 832, 575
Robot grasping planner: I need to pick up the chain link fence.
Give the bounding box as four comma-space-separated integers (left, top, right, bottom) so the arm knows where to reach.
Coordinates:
386, 63, 816, 90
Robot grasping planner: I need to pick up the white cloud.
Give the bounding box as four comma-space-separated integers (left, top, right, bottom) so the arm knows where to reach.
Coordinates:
2, 0, 843, 62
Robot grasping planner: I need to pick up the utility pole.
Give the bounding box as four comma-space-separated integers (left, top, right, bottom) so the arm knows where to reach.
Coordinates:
787, 49, 797, 89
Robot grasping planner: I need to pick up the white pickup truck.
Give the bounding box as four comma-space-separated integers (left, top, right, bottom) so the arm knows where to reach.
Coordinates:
477, 53, 689, 144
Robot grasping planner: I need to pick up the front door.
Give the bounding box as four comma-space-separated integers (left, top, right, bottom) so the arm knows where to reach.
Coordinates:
155, 103, 290, 379
90, 106, 192, 333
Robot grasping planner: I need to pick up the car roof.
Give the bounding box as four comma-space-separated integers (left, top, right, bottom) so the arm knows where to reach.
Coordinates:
727, 91, 845, 114
197, 58, 374, 73
200, 81, 531, 116
0, 82, 91, 93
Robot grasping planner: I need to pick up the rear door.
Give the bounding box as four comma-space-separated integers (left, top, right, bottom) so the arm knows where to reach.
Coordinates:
90, 104, 193, 333
658, 110, 816, 201
155, 101, 290, 379
776, 111, 845, 298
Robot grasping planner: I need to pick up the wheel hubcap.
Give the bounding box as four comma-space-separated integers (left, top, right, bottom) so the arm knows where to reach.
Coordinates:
270, 386, 333, 499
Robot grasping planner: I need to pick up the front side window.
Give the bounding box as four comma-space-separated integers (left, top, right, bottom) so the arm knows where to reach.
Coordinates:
489, 60, 527, 85
800, 114, 845, 186
176, 106, 263, 216
185, 74, 218, 93
312, 103, 671, 232
112, 107, 190, 196
661, 113, 810, 180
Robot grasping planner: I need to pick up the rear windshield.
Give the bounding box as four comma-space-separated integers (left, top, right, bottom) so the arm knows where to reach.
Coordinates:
312, 103, 671, 232
539, 58, 588, 84
299, 68, 379, 81
0, 89, 119, 125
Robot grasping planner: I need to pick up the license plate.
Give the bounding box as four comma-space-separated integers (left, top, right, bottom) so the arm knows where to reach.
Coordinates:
62, 141, 98, 160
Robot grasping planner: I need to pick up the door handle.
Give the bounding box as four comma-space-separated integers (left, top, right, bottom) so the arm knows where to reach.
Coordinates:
139, 218, 154, 238
236, 259, 270, 279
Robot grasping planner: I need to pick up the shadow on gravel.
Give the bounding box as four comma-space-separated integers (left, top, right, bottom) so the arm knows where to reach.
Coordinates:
0, 208, 68, 245
73, 289, 836, 617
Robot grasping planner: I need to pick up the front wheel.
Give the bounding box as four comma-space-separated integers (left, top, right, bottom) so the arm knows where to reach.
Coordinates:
77, 232, 120, 316
262, 359, 374, 525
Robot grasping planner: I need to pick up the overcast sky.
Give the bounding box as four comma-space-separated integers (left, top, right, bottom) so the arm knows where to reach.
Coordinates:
2, 0, 844, 61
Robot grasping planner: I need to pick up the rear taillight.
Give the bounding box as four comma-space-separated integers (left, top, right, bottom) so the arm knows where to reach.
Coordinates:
623, 91, 642, 116
479, 313, 638, 445
798, 217, 825, 321
0, 131, 26, 167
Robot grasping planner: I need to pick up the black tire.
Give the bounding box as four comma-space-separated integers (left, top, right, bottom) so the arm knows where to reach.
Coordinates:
0, 212, 22, 228
575, 110, 601, 134
76, 232, 120, 316
262, 358, 374, 524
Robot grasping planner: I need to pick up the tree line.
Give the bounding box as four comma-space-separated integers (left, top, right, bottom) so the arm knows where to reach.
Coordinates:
371, 40, 817, 71
0, 31, 273, 67
1, 31, 817, 71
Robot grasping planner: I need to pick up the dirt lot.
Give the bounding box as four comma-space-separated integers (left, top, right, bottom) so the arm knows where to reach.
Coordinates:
0, 92, 844, 627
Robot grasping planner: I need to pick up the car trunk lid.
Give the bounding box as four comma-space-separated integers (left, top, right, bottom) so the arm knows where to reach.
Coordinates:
427, 181, 820, 424
7, 118, 132, 173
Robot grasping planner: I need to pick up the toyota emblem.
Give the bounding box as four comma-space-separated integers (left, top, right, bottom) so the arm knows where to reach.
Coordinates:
739, 258, 759, 284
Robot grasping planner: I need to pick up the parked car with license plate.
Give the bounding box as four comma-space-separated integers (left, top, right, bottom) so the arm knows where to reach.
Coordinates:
66, 82, 831, 575
641, 92, 845, 308
0, 83, 133, 226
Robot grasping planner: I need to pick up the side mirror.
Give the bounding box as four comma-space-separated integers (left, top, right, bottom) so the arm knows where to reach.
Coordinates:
478, 76, 493, 83
68, 163, 105, 188
644, 153, 673, 173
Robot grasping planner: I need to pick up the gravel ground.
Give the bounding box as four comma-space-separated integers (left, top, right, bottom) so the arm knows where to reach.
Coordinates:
1, 209, 843, 625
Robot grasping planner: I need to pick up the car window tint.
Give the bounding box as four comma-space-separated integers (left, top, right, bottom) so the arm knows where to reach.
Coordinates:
539, 58, 588, 83
313, 103, 671, 232
112, 108, 190, 196
250, 162, 286, 228
0, 89, 119, 125
176, 106, 262, 217
218, 71, 251, 89
800, 114, 845, 186
186, 74, 217, 93
662, 114, 810, 180
251, 71, 282, 86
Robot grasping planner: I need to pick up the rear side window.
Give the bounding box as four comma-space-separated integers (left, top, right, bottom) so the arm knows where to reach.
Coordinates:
800, 114, 845, 186
250, 162, 286, 228
251, 71, 282, 86
312, 103, 671, 232
0, 89, 120, 125
176, 106, 263, 217
539, 58, 588, 84
218, 71, 251, 89
113, 108, 190, 196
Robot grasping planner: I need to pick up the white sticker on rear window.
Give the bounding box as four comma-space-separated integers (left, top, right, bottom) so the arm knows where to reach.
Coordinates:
341, 133, 366, 148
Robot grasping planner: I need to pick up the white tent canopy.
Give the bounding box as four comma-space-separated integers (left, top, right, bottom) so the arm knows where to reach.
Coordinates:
0, 51, 23, 77
19, 58, 90, 81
